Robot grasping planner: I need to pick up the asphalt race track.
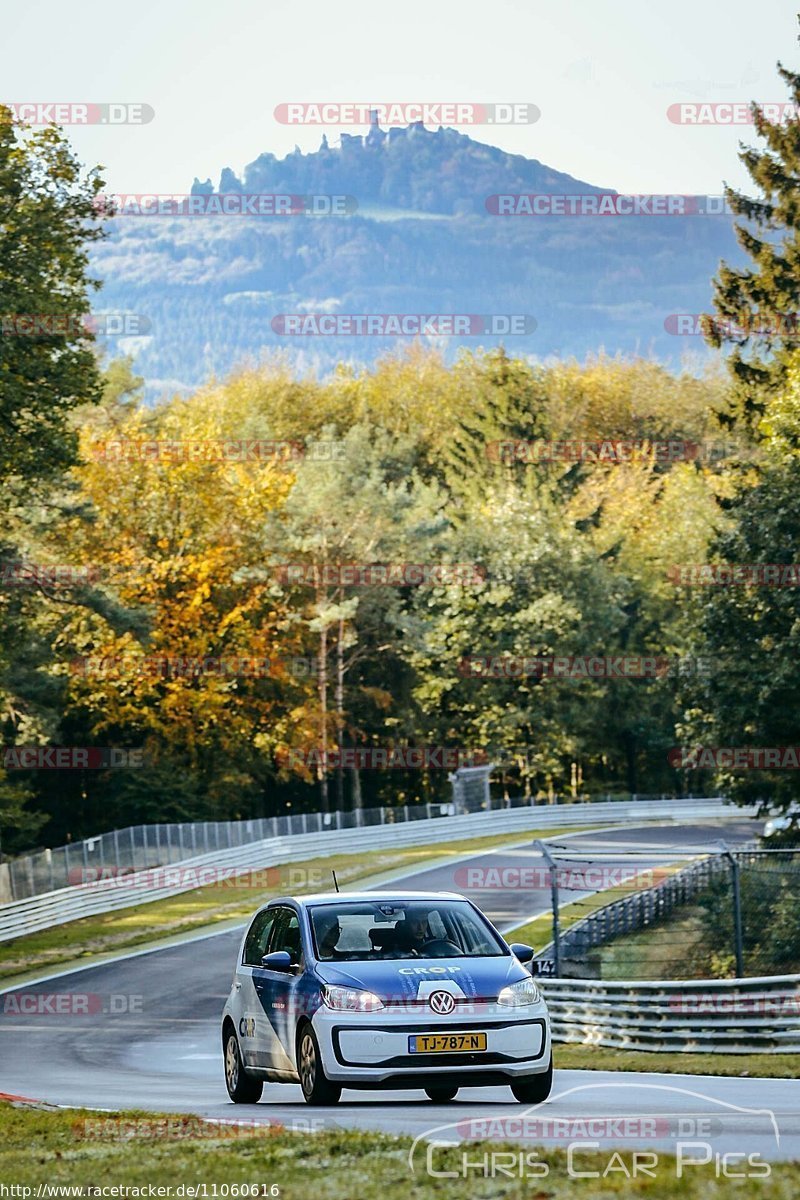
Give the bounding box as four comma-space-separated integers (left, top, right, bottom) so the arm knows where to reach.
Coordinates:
2, 818, 798, 1161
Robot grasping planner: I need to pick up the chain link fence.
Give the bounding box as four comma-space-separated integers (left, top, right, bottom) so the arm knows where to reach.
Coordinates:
1, 787, 703, 903
0, 808, 439, 902
535, 842, 800, 980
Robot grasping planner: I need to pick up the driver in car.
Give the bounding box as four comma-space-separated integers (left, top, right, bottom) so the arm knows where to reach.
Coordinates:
396, 907, 433, 954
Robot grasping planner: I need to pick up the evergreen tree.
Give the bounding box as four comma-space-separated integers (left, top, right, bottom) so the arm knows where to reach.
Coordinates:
678, 356, 800, 820
703, 23, 800, 429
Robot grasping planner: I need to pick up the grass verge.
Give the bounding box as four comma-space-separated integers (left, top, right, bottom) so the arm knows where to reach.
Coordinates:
597, 910, 712, 980
0, 825, 595, 984
1, 1100, 796, 1196
597, 908, 800, 980
506, 861, 685, 953
553, 1043, 800, 1078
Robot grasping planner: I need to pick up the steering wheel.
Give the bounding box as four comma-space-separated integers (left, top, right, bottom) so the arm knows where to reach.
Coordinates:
419, 938, 461, 957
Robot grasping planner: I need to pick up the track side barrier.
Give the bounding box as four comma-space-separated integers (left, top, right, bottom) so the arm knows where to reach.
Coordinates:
0, 798, 742, 943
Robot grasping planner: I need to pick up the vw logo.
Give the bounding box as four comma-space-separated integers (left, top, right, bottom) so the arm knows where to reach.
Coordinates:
429, 990, 456, 1014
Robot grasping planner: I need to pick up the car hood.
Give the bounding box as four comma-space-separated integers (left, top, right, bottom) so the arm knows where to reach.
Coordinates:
313, 955, 530, 1002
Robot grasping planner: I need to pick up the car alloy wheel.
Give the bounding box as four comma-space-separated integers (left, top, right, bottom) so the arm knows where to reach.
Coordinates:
225, 1032, 239, 1092
297, 1025, 342, 1106
299, 1031, 316, 1095
224, 1028, 263, 1104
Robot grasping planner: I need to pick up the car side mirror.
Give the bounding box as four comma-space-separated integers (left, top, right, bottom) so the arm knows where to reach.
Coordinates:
509, 942, 534, 964
261, 950, 293, 971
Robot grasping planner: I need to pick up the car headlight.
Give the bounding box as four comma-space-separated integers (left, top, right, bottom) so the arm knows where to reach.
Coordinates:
322, 985, 384, 1012
497, 978, 541, 1006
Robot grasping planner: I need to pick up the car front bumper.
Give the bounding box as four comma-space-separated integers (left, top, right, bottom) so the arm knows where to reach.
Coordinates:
312, 999, 551, 1084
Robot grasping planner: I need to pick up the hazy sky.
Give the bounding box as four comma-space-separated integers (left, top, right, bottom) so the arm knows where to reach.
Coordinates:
3, 0, 797, 195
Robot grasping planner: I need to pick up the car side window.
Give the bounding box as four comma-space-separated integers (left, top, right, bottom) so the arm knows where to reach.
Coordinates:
269, 907, 304, 966
243, 909, 277, 966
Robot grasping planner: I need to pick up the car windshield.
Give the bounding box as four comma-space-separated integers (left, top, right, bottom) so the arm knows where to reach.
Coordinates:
309, 899, 507, 961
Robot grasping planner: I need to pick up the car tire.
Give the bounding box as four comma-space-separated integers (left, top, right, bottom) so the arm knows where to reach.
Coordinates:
224, 1026, 263, 1104
424, 1085, 458, 1103
510, 1056, 553, 1104
297, 1023, 342, 1106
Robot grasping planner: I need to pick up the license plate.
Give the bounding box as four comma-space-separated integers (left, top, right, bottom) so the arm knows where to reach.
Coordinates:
408, 1032, 487, 1054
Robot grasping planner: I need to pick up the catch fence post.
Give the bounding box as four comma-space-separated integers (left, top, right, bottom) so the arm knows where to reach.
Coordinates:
719, 842, 744, 978
535, 840, 561, 977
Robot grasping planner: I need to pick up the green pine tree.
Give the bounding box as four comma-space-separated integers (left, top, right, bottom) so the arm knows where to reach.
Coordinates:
703, 21, 800, 429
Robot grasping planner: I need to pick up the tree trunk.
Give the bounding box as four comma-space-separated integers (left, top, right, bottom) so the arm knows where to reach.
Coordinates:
318, 619, 329, 813
335, 617, 345, 811
351, 765, 362, 816
623, 730, 638, 795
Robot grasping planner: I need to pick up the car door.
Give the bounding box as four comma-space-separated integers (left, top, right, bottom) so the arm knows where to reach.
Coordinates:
236, 906, 279, 1070
251, 905, 307, 1072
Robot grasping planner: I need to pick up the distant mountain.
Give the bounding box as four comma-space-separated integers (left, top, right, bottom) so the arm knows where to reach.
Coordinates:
192, 117, 608, 216
92, 121, 741, 398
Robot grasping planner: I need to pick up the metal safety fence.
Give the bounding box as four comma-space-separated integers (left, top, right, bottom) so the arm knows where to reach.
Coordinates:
0, 790, 710, 904
540, 972, 800, 1052
0, 797, 737, 943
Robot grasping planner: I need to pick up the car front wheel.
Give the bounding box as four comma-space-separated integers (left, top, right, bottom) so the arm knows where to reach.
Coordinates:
224, 1028, 263, 1103
298, 1024, 342, 1106
510, 1056, 553, 1104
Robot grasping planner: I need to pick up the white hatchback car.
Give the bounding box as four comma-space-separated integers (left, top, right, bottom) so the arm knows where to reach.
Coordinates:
222, 891, 552, 1105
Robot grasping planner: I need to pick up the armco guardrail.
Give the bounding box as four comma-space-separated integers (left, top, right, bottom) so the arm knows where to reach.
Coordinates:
540, 973, 800, 1052
0, 798, 738, 944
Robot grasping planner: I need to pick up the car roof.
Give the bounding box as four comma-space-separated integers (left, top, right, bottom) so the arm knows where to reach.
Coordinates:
265, 890, 466, 907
